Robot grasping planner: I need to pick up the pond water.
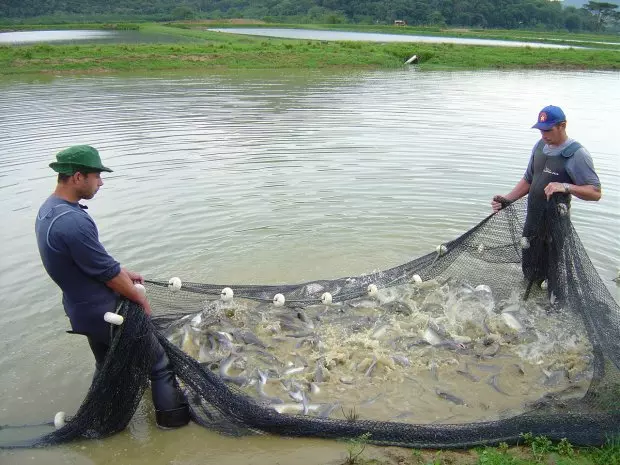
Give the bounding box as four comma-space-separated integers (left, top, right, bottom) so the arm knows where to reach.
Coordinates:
0, 29, 200, 45
208, 27, 589, 48
0, 68, 618, 464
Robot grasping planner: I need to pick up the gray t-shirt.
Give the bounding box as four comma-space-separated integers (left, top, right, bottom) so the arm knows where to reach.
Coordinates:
524, 138, 601, 187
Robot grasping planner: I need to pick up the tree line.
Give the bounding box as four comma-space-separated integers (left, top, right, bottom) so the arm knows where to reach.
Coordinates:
1, 0, 618, 32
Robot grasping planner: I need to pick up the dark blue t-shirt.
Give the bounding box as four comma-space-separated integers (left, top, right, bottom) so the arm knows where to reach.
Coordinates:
35, 195, 121, 342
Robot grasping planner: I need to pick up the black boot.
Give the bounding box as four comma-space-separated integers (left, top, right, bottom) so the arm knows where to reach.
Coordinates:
150, 341, 190, 429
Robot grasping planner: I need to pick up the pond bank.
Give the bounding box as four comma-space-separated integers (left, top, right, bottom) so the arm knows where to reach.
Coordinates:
1, 22, 619, 75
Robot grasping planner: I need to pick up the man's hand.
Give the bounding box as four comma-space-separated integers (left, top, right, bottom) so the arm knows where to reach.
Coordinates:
140, 297, 152, 316
124, 268, 144, 284
491, 195, 510, 213
544, 182, 566, 200
107, 269, 151, 316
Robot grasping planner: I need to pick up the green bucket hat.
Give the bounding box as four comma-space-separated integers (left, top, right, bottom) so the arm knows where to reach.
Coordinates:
49, 145, 113, 175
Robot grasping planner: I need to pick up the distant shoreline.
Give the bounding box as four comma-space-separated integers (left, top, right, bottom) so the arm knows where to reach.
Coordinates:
1, 22, 619, 75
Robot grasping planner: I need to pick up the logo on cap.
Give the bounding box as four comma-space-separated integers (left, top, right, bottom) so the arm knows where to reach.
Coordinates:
539, 112, 548, 122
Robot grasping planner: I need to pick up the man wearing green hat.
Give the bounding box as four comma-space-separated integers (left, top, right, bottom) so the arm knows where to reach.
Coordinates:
35, 145, 190, 429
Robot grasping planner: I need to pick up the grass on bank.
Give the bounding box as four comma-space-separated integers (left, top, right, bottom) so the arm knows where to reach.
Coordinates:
339, 434, 620, 465
1, 22, 619, 75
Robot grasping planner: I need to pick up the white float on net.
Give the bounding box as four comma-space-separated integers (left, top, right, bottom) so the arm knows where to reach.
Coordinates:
221, 287, 234, 302
321, 292, 333, 305
367, 284, 378, 297
54, 411, 66, 429
168, 277, 182, 291
104, 312, 124, 326
475, 284, 492, 294
134, 283, 146, 297
520, 237, 530, 250
436, 244, 448, 256
540, 280, 548, 290
273, 293, 285, 307
412, 274, 423, 284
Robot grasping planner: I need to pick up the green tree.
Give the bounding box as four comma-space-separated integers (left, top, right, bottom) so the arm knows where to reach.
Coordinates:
171, 5, 196, 20
565, 13, 583, 30
582, 1, 619, 30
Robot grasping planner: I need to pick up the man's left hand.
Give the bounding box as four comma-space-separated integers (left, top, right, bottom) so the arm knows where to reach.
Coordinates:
544, 182, 566, 200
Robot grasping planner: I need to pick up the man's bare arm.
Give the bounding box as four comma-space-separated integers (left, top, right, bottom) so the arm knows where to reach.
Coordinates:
106, 269, 151, 315
491, 178, 531, 212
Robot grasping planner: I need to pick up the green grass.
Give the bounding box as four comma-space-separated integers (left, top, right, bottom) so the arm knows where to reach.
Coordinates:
1, 22, 619, 76
338, 435, 620, 464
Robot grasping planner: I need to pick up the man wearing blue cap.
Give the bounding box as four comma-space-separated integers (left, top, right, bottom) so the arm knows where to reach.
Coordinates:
491, 106, 601, 287
35, 145, 190, 429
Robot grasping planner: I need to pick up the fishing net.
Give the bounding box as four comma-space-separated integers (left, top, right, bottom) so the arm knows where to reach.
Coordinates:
2, 196, 619, 449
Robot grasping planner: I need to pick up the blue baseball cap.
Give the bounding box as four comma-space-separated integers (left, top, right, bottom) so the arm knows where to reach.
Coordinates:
532, 105, 566, 130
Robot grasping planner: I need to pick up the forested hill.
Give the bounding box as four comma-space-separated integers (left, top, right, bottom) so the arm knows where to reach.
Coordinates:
0, 0, 607, 32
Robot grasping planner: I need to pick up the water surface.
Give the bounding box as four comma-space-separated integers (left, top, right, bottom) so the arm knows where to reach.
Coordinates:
209, 27, 590, 49
0, 29, 200, 45
0, 68, 618, 464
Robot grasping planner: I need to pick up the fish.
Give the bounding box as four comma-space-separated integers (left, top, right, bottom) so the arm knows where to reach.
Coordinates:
428, 360, 439, 381
382, 301, 413, 315
316, 402, 340, 418
423, 327, 443, 346
190, 312, 202, 328
487, 374, 509, 395
288, 389, 305, 403
478, 341, 501, 359
542, 369, 569, 387
256, 369, 284, 404
285, 330, 315, 338
501, 312, 523, 332
198, 345, 218, 363
314, 359, 329, 383
271, 403, 323, 414
509, 363, 526, 376
283, 366, 306, 376
467, 362, 502, 373
435, 388, 467, 406
406, 338, 432, 349
371, 324, 390, 340
391, 355, 411, 367
232, 329, 268, 348
364, 358, 378, 377
209, 330, 234, 353
360, 393, 382, 406
296, 310, 315, 328
238, 346, 282, 366
392, 411, 415, 421
456, 369, 480, 383
219, 354, 248, 387
346, 298, 378, 309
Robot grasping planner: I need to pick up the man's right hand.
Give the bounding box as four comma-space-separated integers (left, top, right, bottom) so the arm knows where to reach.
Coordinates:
139, 296, 152, 316
491, 195, 507, 212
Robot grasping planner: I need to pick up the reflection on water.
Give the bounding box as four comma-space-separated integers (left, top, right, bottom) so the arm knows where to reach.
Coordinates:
209, 27, 589, 49
0, 69, 618, 464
